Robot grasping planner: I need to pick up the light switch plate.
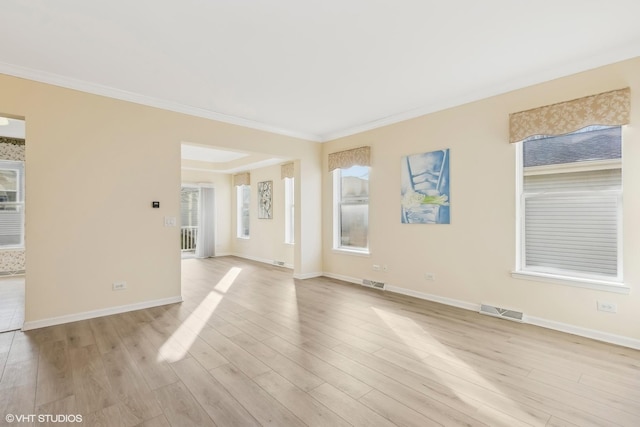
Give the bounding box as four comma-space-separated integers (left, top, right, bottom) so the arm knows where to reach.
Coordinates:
164, 216, 177, 227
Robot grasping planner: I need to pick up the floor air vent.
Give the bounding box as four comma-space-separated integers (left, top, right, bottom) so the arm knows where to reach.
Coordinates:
479, 304, 523, 322
362, 279, 385, 290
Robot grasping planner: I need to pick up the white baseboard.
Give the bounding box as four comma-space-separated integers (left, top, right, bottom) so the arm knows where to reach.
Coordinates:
231, 253, 294, 270
293, 272, 323, 280
21, 296, 183, 331
322, 271, 361, 285
385, 285, 481, 312
322, 272, 640, 350
525, 315, 640, 350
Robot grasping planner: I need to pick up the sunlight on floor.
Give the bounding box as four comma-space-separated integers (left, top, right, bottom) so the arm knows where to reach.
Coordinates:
371, 307, 539, 425
158, 267, 242, 362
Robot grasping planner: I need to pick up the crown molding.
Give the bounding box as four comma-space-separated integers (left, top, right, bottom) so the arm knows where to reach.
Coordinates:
3, 39, 640, 145
0, 62, 323, 142
319, 41, 640, 142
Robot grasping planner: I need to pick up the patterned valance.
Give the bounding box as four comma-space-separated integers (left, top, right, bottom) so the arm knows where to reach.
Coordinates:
233, 172, 250, 186
0, 137, 25, 162
281, 162, 294, 179
509, 88, 630, 143
328, 146, 371, 172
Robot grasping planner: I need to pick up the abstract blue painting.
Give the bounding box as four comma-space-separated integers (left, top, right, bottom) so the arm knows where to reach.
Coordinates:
401, 149, 450, 224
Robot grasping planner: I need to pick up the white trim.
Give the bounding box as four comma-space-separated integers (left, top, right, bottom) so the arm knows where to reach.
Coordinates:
511, 271, 630, 294
322, 271, 361, 285
385, 285, 481, 312
323, 274, 639, 350
21, 296, 183, 331
231, 253, 293, 270
318, 43, 640, 142
331, 248, 371, 257
293, 271, 323, 280
0, 62, 321, 142
214, 252, 232, 257
526, 315, 640, 350
524, 159, 621, 176
3, 42, 640, 144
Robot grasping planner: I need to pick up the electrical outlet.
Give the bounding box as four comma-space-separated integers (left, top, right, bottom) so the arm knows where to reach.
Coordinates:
597, 301, 617, 313
113, 281, 127, 291
382, 264, 388, 272
372, 264, 381, 271
425, 273, 435, 281
164, 216, 177, 227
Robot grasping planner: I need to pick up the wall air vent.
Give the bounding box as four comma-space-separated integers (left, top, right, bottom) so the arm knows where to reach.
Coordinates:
362, 279, 385, 290
479, 304, 523, 322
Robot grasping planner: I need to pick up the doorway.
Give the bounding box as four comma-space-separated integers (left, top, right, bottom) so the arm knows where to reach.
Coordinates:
0, 116, 26, 333
181, 185, 216, 259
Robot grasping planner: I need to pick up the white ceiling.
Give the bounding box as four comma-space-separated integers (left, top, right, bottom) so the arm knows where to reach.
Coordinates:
181, 144, 248, 163
1, 1, 640, 143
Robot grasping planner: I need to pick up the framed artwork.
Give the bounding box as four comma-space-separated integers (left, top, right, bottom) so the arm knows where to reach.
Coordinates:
258, 180, 273, 219
401, 149, 450, 224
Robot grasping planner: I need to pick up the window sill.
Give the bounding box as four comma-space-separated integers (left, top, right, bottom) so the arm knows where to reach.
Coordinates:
332, 247, 370, 257
236, 236, 250, 240
511, 270, 630, 294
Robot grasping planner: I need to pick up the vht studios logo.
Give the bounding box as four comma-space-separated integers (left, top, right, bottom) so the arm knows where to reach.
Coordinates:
5, 414, 83, 423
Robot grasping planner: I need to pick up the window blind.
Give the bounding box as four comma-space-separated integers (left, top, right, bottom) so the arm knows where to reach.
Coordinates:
523, 169, 620, 277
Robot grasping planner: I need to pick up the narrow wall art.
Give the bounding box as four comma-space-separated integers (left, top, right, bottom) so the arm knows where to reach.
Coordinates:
401, 149, 450, 224
258, 180, 273, 219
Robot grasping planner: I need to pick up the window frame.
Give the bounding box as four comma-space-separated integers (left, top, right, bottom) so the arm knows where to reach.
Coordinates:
0, 160, 25, 249
513, 134, 629, 294
284, 177, 294, 244
333, 166, 370, 255
236, 184, 250, 239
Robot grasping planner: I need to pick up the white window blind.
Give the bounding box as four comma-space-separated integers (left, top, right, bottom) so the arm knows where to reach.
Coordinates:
523, 168, 621, 278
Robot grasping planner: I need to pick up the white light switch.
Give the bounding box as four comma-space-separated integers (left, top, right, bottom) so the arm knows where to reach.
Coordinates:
164, 216, 177, 227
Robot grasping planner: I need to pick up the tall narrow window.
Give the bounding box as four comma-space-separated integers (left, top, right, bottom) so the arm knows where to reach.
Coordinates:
0, 160, 25, 248
284, 177, 294, 244
518, 126, 622, 283
237, 185, 250, 238
180, 186, 199, 252
334, 165, 369, 252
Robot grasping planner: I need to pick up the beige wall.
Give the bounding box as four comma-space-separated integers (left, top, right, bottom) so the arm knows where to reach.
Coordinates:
231, 164, 294, 267
181, 169, 232, 256
3, 55, 638, 345
0, 74, 320, 325
322, 57, 640, 342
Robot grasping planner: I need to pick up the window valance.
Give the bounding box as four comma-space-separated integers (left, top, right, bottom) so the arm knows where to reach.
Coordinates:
233, 172, 250, 186
328, 146, 371, 172
509, 88, 630, 143
281, 162, 294, 179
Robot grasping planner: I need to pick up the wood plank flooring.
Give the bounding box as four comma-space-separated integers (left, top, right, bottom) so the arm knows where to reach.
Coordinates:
1, 256, 639, 426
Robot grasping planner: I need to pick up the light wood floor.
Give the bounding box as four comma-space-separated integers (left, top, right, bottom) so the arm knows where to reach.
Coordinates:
0, 276, 24, 333
1, 257, 639, 426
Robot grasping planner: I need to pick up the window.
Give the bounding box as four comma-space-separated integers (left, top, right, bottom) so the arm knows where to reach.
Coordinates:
0, 160, 24, 248
237, 185, 250, 238
517, 126, 622, 284
284, 177, 294, 244
334, 165, 369, 252
180, 186, 199, 251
